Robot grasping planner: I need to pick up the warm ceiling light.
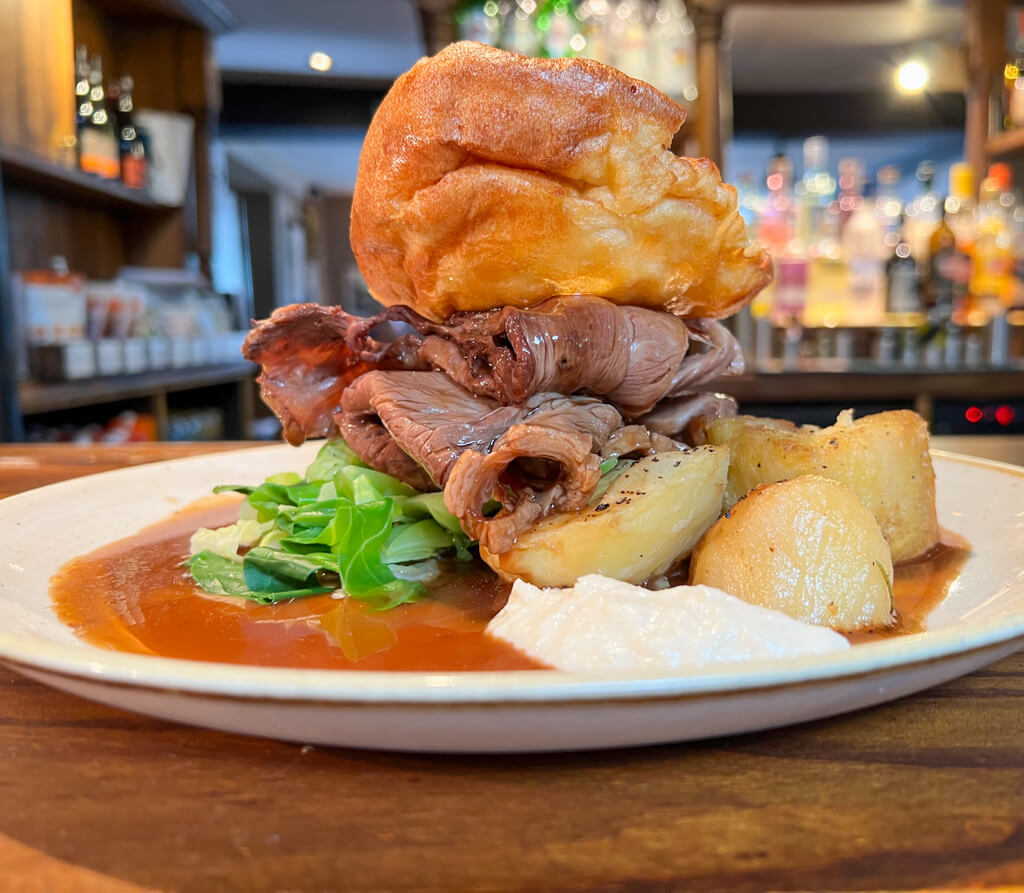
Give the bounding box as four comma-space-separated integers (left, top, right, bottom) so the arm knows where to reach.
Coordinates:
896, 60, 929, 94
309, 51, 333, 73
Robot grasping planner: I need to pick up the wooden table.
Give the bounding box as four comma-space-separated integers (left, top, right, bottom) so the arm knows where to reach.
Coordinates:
1, 440, 1022, 891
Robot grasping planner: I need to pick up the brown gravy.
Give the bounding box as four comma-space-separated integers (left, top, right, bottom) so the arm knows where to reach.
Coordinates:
50, 498, 969, 671
51, 495, 541, 671
847, 531, 971, 644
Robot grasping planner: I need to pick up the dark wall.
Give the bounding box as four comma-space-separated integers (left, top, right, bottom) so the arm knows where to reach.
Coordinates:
733, 91, 965, 137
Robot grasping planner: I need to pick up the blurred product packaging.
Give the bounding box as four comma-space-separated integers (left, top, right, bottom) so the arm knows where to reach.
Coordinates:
13, 261, 249, 382
133, 109, 194, 206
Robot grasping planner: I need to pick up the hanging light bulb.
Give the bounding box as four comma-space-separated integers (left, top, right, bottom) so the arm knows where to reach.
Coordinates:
896, 60, 929, 94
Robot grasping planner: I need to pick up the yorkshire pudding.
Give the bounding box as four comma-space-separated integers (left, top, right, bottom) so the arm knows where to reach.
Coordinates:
350, 41, 771, 322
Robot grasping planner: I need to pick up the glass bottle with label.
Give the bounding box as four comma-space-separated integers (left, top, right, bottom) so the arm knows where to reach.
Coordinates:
835, 157, 864, 235
1004, 12, 1024, 129
648, 0, 696, 101
875, 165, 903, 255
576, 0, 610, 63
74, 45, 92, 134
925, 199, 970, 328
886, 215, 920, 315
969, 165, 1015, 322
501, 0, 540, 56
945, 162, 976, 252
903, 161, 941, 275
610, 0, 651, 82
757, 155, 806, 324
797, 136, 834, 249
841, 180, 886, 326
112, 76, 147, 189
800, 138, 843, 326
78, 54, 119, 179
538, 0, 581, 58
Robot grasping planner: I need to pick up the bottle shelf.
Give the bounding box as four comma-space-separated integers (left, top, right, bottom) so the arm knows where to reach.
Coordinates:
18, 362, 255, 415
986, 127, 1024, 158
711, 365, 1024, 406
0, 144, 176, 211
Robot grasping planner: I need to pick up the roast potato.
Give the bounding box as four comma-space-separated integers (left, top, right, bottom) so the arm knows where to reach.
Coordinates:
690, 475, 895, 632
706, 409, 938, 562
481, 447, 729, 587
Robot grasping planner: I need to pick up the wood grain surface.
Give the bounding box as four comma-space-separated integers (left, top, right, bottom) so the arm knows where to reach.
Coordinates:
0, 441, 1022, 892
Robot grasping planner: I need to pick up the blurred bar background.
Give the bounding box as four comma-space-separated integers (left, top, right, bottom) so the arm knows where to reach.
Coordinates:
0, 0, 1022, 445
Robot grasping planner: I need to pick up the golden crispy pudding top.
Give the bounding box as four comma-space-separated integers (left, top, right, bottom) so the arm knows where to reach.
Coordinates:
350, 41, 771, 321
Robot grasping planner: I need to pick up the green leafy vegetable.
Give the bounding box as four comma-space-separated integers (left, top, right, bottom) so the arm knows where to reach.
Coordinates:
186, 550, 253, 597
304, 438, 365, 481
242, 547, 331, 595
381, 519, 454, 564
186, 440, 475, 609
593, 457, 634, 502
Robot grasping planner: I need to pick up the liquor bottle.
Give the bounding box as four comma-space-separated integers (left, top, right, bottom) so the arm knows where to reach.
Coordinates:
501, 0, 540, 56
1004, 12, 1024, 129
78, 55, 119, 179
455, 0, 502, 45
969, 164, 1016, 322
903, 161, 941, 274
111, 76, 147, 189
875, 165, 903, 255
945, 162, 976, 253
842, 180, 886, 326
649, 0, 696, 101
835, 157, 864, 235
610, 0, 652, 83
757, 155, 806, 324
797, 136, 834, 250
576, 0, 608, 63
804, 210, 845, 327
886, 216, 920, 314
800, 137, 842, 326
736, 173, 759, 228
537, 0, 581, 58
74, 45, 92, 132
925, 199, 970, 327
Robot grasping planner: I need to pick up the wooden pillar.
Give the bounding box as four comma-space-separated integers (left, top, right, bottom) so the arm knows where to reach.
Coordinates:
964, 0, 1006, 189
685, 0, 727, 169
412, 0, 457, 56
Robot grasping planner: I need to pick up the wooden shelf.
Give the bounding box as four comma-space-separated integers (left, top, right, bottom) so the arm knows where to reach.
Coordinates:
0, 144, 176, 211
710, 365, 1024, 406
19, 362, 255, 414
986, 127, 1024, 158
83, 0, 237, 32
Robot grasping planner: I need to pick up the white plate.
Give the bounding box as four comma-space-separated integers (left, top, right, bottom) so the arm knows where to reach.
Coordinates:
0, 444, 1022, 753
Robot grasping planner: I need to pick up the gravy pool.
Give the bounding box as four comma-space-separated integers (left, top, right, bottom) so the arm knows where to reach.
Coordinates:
50, 496, 968, 670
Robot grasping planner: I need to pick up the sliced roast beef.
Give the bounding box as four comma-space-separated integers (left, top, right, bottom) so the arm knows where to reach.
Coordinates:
600, 425, 686, 459
242, 303, 428, 445
338, 371, 515, 487
667, 318, 744, 393
337, 370, 621, 551
334, 411, 435, 491
428, 295, 692, 416
445, 423, 604, 554
639, 392, 739, 445
243, 297, 742, 444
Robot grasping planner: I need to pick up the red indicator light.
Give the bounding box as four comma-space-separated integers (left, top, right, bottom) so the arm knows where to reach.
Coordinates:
995, 405, 1015, 426
965, 406, 984, 423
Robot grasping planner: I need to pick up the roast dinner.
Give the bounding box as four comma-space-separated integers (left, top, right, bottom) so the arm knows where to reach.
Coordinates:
51, 42, 962, 673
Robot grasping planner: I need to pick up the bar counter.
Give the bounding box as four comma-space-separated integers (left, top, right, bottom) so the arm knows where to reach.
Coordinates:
0, 438, 1021, 891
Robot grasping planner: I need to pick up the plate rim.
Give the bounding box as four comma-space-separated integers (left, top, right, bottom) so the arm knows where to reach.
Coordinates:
0, 446, 1021, 705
